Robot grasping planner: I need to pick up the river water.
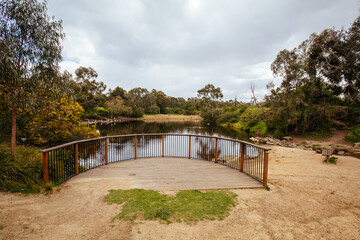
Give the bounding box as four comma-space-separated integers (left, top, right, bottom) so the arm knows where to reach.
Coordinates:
96, 120, 250, 141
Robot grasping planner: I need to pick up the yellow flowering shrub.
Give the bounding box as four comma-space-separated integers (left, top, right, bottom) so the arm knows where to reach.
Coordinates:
24, 95, 99, 144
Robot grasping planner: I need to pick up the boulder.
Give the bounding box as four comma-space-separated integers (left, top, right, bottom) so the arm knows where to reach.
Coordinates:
353, 142, 360, 149
258, 138, 267, 144
289, 143, 297, 148
336, 151, 346, 156
349, 149, 360, 158
283, 136, 293, 141
249, 137, 258, 143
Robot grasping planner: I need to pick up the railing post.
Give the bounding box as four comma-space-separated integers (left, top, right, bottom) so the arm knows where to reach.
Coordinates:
240, 143, 244, 172
134, 135, 137, 159
215, 138, 218, 163
105, 138, 108, 165
162, 135, 164, 157
263, 150, 269, 188
188, 136, 191, 159
42, 152, 49, 184
75, 143, 79, 175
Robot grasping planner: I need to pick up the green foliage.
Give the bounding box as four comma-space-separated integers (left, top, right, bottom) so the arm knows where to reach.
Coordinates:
324, 157, 337, 164
0, 108, 11, 142
72, 67, 107, 113
0, 0, 65, 158
266, 16, 360, 137
222, 106, 268, 136
249, 121, 267, 136
23, 94, 99, 144
197, 84, 223, 125
346, 125, 360, 143
0, 144, 42, 193
104, 189, 237, 224
95, 107, 109, 116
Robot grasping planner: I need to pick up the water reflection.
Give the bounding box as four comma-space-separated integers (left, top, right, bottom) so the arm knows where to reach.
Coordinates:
97, 121, 250, 141
81, 121, 254, 168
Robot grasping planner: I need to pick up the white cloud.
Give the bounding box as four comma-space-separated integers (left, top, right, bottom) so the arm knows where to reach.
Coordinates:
47, 0, 360, 102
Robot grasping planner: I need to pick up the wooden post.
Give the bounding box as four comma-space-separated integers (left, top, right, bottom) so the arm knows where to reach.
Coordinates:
105, 138, 108, 165
215, 138, 218, 163
240, 143, 244, 172
188, 136, 191, 159
42, 152, 49, 184
263, 150, 269, 188
75, 144, 79, 175
134, 135, 137, 159
162, 135, 164, 157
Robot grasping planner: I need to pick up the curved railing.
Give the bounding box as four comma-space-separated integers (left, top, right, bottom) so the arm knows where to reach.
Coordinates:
40, 134, 270, 187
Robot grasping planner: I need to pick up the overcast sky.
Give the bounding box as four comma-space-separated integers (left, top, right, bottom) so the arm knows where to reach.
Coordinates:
47, 0, 360, 102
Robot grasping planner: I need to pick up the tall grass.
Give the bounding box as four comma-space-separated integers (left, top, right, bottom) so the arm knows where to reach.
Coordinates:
0, 144, 43, 193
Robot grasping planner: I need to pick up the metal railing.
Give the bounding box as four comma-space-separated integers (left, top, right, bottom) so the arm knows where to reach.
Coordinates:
40, 134, 270, 187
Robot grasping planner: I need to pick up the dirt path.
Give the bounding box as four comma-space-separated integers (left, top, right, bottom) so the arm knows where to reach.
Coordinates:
1, 146, 360, 239
291, 130, 353, 147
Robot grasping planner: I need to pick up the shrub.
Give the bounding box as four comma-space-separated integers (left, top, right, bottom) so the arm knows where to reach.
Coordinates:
95, 107, 109, 116
346, 125, 360, 143
249, 121, 267, 136
0, 144, 43, 193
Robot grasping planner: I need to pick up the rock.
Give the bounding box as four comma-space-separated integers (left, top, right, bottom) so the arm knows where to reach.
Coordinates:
305, 145, 312, 149
312, 145, 322, 153
315, 148, 322, 154
336, 147, 347, 152
336, 151, 345, 156
349, 150, 360, 158
249, 137, 258, 143
289, 144, 297, 148
258, 138, 267, 144
283, 136, 293, 141
353, 142, 360, 149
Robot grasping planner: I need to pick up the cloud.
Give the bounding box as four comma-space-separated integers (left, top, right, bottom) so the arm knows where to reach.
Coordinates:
47, 0, 360, 102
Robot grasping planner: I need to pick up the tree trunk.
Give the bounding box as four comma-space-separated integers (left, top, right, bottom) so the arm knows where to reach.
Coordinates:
11, 104, 16, 160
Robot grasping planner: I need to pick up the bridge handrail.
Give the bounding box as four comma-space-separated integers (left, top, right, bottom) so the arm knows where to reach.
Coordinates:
40, 133, 271, 153
40, 133, 270, 188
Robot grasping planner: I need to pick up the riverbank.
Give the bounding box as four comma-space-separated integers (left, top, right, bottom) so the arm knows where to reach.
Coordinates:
250, 130, 360, 159
82, 116, 137, 125
140, 114, 202, 122
82, 115, 202, 125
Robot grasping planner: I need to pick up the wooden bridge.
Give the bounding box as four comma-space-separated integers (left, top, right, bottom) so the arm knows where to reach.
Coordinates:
40, 134, 270, 189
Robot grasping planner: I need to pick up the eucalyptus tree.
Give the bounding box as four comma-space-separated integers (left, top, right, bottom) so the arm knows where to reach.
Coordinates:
0, 0, 64, 158
73, 66, 107, 112
197, 84, 223, 124
266, 16, 360, 136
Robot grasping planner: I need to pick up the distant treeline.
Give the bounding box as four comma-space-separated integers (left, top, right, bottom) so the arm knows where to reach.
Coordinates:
1, 0, 359, 150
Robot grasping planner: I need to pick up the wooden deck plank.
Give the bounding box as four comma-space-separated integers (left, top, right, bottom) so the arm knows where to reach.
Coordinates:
69, 157, 263, 190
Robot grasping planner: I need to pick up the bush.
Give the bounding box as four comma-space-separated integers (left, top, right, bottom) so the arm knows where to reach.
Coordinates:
249, 121, 267, 136
95, 107, 109, 116
346, 125, 360, 143
0, 144, 43, 193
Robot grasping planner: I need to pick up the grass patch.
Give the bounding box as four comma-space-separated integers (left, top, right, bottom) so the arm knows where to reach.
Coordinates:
324, 156, 337, 164
104, 189, 237, 224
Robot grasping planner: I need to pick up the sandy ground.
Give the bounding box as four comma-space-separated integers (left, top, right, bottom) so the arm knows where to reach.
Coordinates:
1, 145, 360, 239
